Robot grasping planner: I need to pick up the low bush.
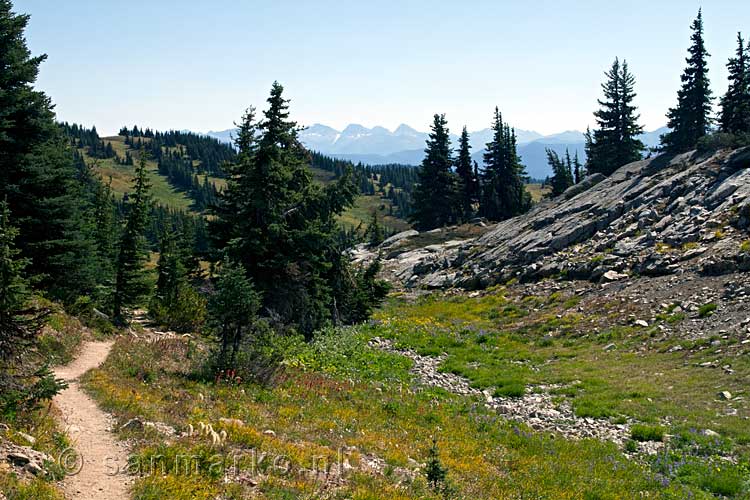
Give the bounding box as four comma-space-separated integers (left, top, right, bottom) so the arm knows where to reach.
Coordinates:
631, 424, 665, 442
697, 302, 717, 318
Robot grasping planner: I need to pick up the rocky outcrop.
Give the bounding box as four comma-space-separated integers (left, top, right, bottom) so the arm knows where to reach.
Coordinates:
1, 441, 54, 476
370, 148, 750, 289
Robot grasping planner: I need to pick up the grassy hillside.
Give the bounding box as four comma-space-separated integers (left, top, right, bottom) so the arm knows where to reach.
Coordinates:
309, 166, 413, 233
84, 139, 413, 235
88, 136, 193, 212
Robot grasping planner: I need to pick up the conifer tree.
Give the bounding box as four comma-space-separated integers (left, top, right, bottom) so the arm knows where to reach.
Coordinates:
210, 82, 363, 336
573, 151, 583, 184
150, 229, 205, 332
661, 10, 713, 152
479, 108, 531, 220
0, 1, 97, 300
409, 114, 459, 230
587, 58, 645, 175
455, 126, 476, 220
113, 156, 152, 323
208, 258, 261, 370
719, 33, 750, 134
0, 201, 36, 366
546, 149, 574, 196
0, 201, 63, 415
365, 210, 385, 247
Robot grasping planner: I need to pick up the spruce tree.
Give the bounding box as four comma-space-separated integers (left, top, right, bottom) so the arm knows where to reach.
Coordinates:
409, 114, 459, 230
0, 201, 64, 416
208, 258, 261, 370
546, 149, 574, 196
113, 156, 152, 323
0, 1, 96, 300
454, 126, 476, 221
719, 33, 750, 134
587, 58, 645, 176
150, 228, 205, 332
573, 151, 583, 184
0, 201, 36, 365
479, 108, 531, 221
365, 210, 385, 247
661, 10, 713, 152
210, 82, 361, 337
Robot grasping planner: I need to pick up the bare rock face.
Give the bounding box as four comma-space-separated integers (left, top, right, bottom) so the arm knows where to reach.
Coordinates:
377, 147, 750, 289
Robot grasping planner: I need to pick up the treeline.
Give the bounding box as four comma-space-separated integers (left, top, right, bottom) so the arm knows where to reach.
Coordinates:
409, 110, 531, 230
119, 126, 234, 210
120, 126, 235, 177
61, 122, 117, 159
309, 151, 417, 218
157, 152, 220, 211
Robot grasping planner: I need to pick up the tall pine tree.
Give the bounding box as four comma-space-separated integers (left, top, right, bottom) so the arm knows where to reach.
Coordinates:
479, 108, 531, 221
661, 10, 713, 152
454, 126, 476, 221
409, 114, 459, 230
113, 156, 152, 323
210, 82, 364, 337
719, 33, 750, 134
545, 149, 574, 197
587, 58, 644, 176
0, 0, 97, 301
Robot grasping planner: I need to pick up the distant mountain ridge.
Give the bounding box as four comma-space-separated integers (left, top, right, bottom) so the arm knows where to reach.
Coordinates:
205, 124, 668, 179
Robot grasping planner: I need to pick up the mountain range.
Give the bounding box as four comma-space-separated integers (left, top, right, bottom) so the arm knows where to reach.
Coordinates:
205, 124, 668, 180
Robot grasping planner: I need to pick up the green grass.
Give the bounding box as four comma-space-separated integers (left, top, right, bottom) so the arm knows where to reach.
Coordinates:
81, 332, 688, 499
526, 183, 551, 202
631, 424, 665, 442
90, 137, 194, 212
75, 280, 750, 498
338, 193, 412, 233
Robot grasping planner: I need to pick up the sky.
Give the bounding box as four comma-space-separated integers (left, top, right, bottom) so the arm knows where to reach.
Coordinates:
17, 0, 750, 136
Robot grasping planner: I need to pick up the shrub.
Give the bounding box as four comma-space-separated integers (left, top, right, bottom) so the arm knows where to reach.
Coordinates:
696, 132, 750, 152
697, 303, 717, 318
493, 382, 526, 398
630, 424, 665, 442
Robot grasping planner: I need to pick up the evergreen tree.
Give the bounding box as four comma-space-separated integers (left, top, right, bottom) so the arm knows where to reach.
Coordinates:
424, 438, 448, 491
0, 1, 97, 301
479, 108, 531, 221
573, 151, 583, 184
455, 126, 476, 220
720, 33, 750, 134
365, 210, 385, 247
113, 156, 152, 323
546, 149, 574, 196
150, 229, 205, 332
208, 259, 261, 370
661, 10, 713, 152
0, 201, 36, 366
409, 114, 459, 230
0, 201, 64, 417
210, 82, 363, 337
587, 58, 645, 175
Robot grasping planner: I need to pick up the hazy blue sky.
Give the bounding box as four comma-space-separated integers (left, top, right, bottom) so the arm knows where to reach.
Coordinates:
17, 0, 750, 136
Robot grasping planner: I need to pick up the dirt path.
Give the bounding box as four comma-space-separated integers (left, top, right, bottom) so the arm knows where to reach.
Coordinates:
54, 341, 131, 500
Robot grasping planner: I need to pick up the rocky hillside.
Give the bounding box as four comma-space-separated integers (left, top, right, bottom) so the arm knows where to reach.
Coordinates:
356, 147, 750, 291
